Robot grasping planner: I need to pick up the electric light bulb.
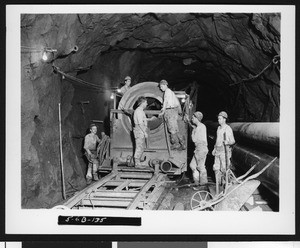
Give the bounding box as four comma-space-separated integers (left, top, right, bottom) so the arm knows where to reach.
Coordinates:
117, 88, 121, 93
110, 94, 114, 100
181, 98, 186, 103
42, 51, 48, 61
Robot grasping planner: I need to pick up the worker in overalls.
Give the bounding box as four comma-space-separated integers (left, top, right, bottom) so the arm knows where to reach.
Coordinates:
212, 111, 235, 185
119, 76, 132, 96
84, 123, 101, 184
189, 111, 209, 185
158, 79, 186, 150
133, 96, 155, 167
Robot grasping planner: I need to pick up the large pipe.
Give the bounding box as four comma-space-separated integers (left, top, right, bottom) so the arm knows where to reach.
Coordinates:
232, 144, 279, 196
205, 121, 279, 153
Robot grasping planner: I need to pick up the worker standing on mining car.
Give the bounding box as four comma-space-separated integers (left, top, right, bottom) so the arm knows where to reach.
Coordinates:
133, 96, 155, 168
119, 76, 132, 96
188, 111, 209, 185
158, 79, 186, 150
212, 111, 235, 185
84, 124, 101, 184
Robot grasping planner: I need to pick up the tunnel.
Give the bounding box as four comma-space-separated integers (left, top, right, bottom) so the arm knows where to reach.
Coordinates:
21, 12, 280, 209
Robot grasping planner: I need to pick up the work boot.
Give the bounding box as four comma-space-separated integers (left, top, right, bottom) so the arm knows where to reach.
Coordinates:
177, 134, 186, 150
199, 171, 208, 186
93, 173, 99, 181
170, 133, 179, 145
171, 143, 181, 150
86, 176, 92, 185
135, 158, 141, 167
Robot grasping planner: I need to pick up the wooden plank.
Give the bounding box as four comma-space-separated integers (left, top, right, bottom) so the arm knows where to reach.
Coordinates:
77, 206, 125, 210
118, 167, 154, 173
83, 197, 133, 202
98, 181, 147, 188
80, 199, 130, 207
90, 191, 137, 198
64, 172, 118, 208
143, 174, 166, 210
144, 185, 166, 210
127, 174, 160, 210
114, 180, 131, 191
119, 172, 153, 179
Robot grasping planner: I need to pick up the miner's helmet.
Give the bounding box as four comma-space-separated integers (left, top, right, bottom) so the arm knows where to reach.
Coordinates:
90, 123, 97, 129
193, 111, 203, 122
218, 111, 228, 119
137, 96, 147, 106
159, 79, 168, 86
124, 76, 131, 81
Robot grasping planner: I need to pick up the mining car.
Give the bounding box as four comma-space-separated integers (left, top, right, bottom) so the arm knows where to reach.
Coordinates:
99, 81, 190, 175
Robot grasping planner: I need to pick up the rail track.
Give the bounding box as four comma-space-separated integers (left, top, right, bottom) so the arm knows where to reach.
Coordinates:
61, 166, 169, 210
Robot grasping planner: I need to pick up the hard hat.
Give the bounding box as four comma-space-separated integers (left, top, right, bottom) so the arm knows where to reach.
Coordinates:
124, 76, 131, 81
193, 111, 203, 122
89, 123, 97, 129
159, 79, 168, 86
218, 111, 228, 119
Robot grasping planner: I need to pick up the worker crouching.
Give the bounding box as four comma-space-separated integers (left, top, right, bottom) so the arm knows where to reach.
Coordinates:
212, 111, 235, 185
158, 79, 186, 150
189, 111, 208, 185
84, 124, 101, 184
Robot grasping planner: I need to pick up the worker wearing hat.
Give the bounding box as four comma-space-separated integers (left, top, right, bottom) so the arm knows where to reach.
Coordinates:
119, 76, 132, 96
188, 111, 209, 185
158, 79, 186, 150
212, 111, 235, 185
84, 123, 101, 184
133, 96, 155, 167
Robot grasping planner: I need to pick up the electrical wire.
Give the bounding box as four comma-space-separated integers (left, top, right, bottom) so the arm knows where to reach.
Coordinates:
229, 55, 280, 87
53, 65, 110, 91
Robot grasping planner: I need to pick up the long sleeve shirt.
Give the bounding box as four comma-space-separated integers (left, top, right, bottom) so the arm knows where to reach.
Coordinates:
215, 124, 235, 147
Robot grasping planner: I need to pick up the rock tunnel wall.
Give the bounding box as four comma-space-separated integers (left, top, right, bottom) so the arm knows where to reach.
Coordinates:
21, 13, 280, 208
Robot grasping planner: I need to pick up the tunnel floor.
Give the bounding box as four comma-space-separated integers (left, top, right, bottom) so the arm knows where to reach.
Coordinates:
156, 175, 277, 211
58, 169, 278, 211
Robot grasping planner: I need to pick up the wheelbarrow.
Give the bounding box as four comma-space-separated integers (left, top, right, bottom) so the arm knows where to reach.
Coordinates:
190, 157, 278, 211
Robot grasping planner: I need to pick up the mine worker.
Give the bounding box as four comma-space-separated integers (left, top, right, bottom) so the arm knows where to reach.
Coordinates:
84, 123, 101, 184
212, 111, 235, 185
133, 96, 155, 167
158, 79, 186, 150
188, 111, 208, 185
119, 76, 132, 96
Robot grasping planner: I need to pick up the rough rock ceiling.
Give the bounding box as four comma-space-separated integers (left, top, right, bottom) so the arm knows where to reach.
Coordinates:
22, 13, 279, 78
22, 12, 280, 120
